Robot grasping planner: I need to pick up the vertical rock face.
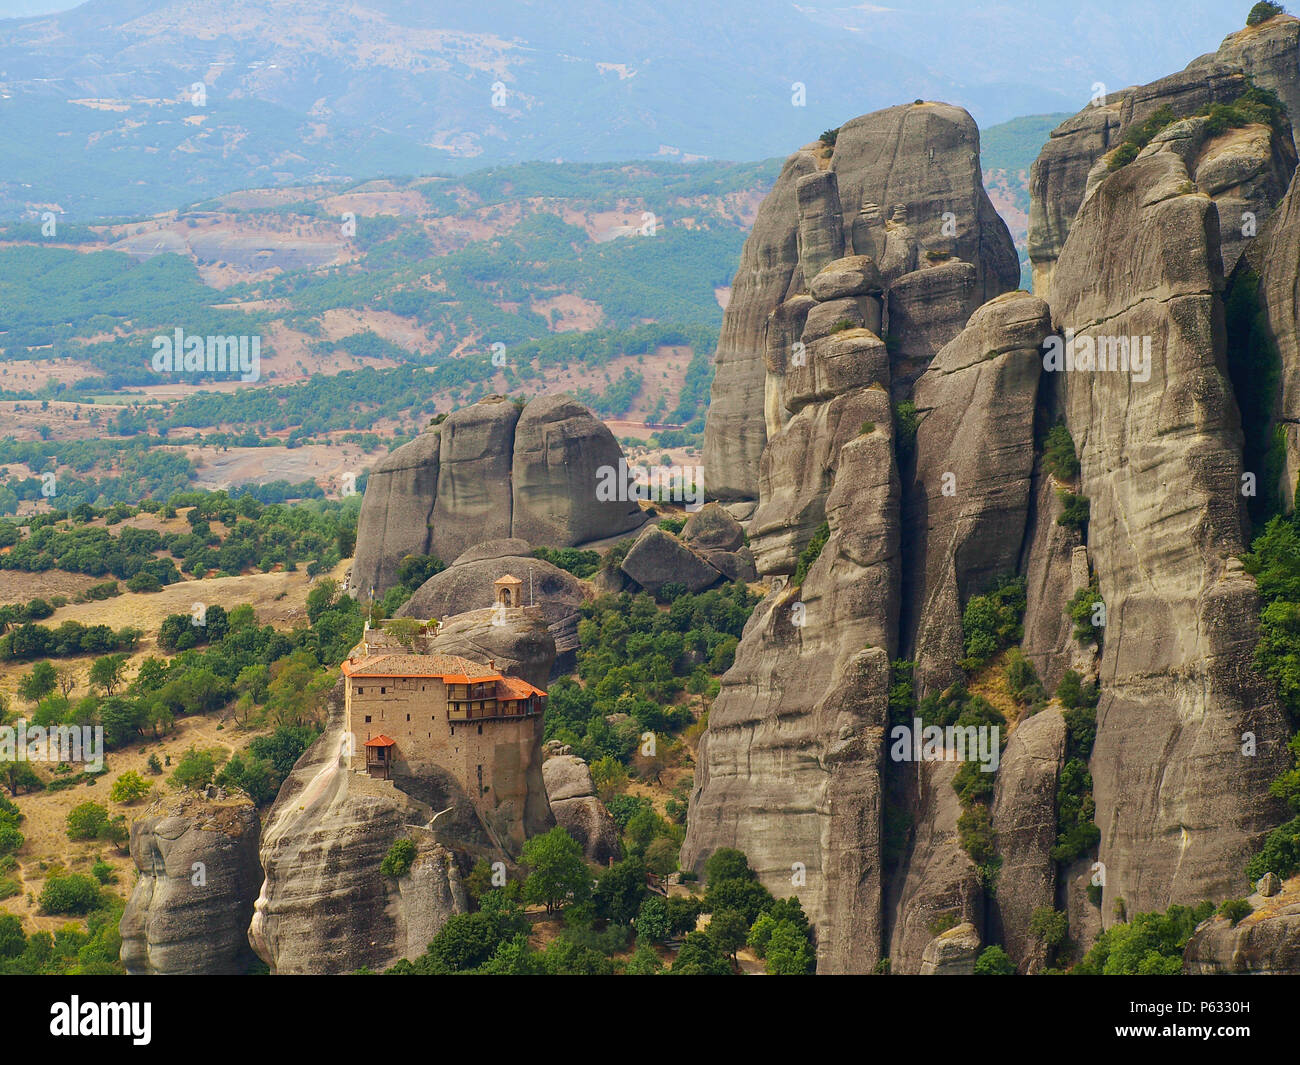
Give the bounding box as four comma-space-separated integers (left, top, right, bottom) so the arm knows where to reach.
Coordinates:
703, 101, 1019, 504
351, 393, 644, 598
1027, 67, 1250, 300
885, 262, 979, 398
510, 393, 642, 548
1050, 147, 1290, 919
796, 170, 845, 278
990, 708, 1066, 973
119, 790, 261, 975
886, 759, 982, 974
351, 430, 442, 599
1254, 169, 1300, 509
903, 291, 1051, 696
683, 390, 899, 973
1029, 15, 1300, 300
430, 396, 521, 558
704, 152, 818, 502
1019, 472, 1089, 691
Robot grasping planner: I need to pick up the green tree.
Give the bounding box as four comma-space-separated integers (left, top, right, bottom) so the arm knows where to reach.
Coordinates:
17, 661, 57, 705
88, 653, 128, 695
668, 930, 733, 975
65, 801, 110, 841
521, 826, 590, 914
974, 945, 1017, 975
1248, 2, 1286, 27
594, 857, 648, 925
380, 838, 417, 878
109, 771, 152, 804
170, 746, 219, 790
765, 920, 816, 975
0, 760, 42, 797
704, 847, 754, 886
636, 895, 672, 944
706, 909, 748, 965
39, 873, 100, 916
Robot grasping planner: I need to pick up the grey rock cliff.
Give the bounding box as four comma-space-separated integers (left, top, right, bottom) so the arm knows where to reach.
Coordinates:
704, 102, 1019, 503
1029, 16, 1300, 300
542, 754, 621, 864
351, 394, 643, 598
885, 759, 983, 975
990, 708, 1067, 974
903, 290, 1050, 696
120, 789, 261, 975
1051, 145, 1290, 920
683, 391, 899, 973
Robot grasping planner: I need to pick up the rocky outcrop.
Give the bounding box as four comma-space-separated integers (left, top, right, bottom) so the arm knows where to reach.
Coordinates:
247, 682, 472, 974
1029, 15, 1300, 299
1252, 167, 1300, 510
704, 152, 817, 502
351, 394, 643, 597
1020, 473, 1090, 692
990, 708, 1066, 974
918, 921, 981, 975
903, 290, 1050, 696
350, 430, 442, 599
120, 789, 261, 975
251, 608, 554, 974
511, 393, 643, 548
1183, 876, 1300, 974
749, 387, 885, 575
885, 262, 979, 398
885, 759, 983, 974
683, 387, 899, 973
704, 101, 1019, 503
397, 538, 588, 673
542, 755, 621, 864
1050, 142, 1291, 920
619, 524, 727, 595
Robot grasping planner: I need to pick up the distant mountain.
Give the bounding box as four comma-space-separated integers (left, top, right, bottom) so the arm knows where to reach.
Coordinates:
0, 0, 1248, 218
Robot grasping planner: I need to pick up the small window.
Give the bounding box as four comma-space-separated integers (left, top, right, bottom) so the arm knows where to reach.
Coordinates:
406, 714, 410, 722
364, 715, 372, 724
358, 687, 363, 695
381, 686, 386, 694
477, 724, 483, 735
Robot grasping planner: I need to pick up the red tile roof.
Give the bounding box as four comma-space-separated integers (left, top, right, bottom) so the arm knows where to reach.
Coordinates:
497, 676, 546, 700
342, 653, 501, 682
364, 735, 396, 747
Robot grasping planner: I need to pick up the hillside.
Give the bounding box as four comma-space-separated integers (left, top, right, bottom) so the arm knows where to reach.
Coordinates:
0, 0, 1248, 218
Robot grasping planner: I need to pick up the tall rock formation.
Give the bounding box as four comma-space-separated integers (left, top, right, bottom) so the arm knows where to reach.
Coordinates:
903, 290, 1051, 696
1252, 167, 1300, 510
120, 789, 262, 975
351, 394, 643, 598
683, 394, 899, 973
1028, 14, 1299, 300
1049, 140, 1290, 919
704, 102, 1019, 504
